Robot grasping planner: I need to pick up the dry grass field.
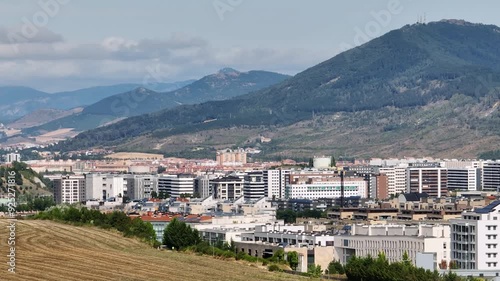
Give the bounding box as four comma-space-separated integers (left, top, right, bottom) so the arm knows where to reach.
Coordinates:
0, 220, 306, 281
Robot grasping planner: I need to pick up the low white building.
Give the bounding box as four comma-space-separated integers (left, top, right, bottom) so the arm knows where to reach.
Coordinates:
335, 224, 451, 270
450, 201, 500, 271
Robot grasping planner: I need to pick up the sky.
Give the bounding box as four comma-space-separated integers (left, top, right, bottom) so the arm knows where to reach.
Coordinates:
1, 0, 500, 92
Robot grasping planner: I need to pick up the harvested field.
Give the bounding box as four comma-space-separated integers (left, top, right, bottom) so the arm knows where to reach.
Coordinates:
0, 220, 306, 281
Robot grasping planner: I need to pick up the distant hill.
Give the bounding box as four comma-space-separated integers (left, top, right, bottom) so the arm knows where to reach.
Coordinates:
55, 20, 500, 158
8, 108, 83, 129
26, 69, 290, 133
0, 81, 193, 122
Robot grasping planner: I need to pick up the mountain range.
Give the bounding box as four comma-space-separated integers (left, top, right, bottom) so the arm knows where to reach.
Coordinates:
23, 69, 290, 133
39, 20, 500, 158
0, 81, 194, 122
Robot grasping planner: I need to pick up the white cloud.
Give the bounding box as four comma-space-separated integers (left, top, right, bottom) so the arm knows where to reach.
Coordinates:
0, 26, 334, 91
0, 26, 63, 44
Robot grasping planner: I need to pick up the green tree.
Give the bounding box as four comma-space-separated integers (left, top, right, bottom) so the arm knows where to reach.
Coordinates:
330, 156, 336, 167
276, 209, 297, 223
150, 191, 158, 198
327, 260, 345, 275
163, 218, 200, 250
307, 264, 322, 278
287, 251, 299, 270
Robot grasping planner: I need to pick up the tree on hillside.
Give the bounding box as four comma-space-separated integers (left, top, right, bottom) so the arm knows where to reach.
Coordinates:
126, 217, 156, 242
163, 218, 200, 250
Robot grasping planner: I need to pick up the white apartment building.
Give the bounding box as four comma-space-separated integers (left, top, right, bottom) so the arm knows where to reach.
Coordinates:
158, 174, 195, 198
85, 173, 127, 201
263, 169, 290, 199
4, 153, 21, 163
53, 175, 86, 204
285, 179, 367, 200
450, 201, 500, 271
379, 164, 408, 196
335, 224, 451, 269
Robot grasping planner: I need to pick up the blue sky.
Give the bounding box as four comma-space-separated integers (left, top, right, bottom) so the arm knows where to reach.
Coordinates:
1, 0, 499, 91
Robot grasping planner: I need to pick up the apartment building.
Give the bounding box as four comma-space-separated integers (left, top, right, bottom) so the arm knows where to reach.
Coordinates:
125, 174, 158, 200
263, 169, 290, 199
450, 201, 500, 271
158, 174, 195, 198
243, 171, 266, 201
53, 175, 86, 204
335, 224, 451, 269
375, 174, 389, 199
212, 175, 244, 200
85, 173, 128, 201
4, 153, 21, 163
216, 148, 247, 166
379, 164, 408, 196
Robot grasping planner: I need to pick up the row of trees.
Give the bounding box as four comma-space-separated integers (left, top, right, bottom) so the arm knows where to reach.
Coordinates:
33, 206, 159, 246
339, 253, 482, 281
0, 196, 55, 212
276, 209, 326, 223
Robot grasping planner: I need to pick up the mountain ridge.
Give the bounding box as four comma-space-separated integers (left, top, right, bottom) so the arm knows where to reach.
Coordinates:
25, 69, 290, 133
53, 21, 500, 158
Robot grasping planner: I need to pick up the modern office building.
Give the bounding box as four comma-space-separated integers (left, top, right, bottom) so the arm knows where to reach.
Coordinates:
447, 167, 481, 191
482, 161, 500, 192
53, 175, 86, 204
450, 201, 500, 271
407, 167, 448, 197
158, 174, 195, 198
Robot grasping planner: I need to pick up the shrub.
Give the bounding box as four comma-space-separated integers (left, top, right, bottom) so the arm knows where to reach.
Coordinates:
268, 264, 282, 272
